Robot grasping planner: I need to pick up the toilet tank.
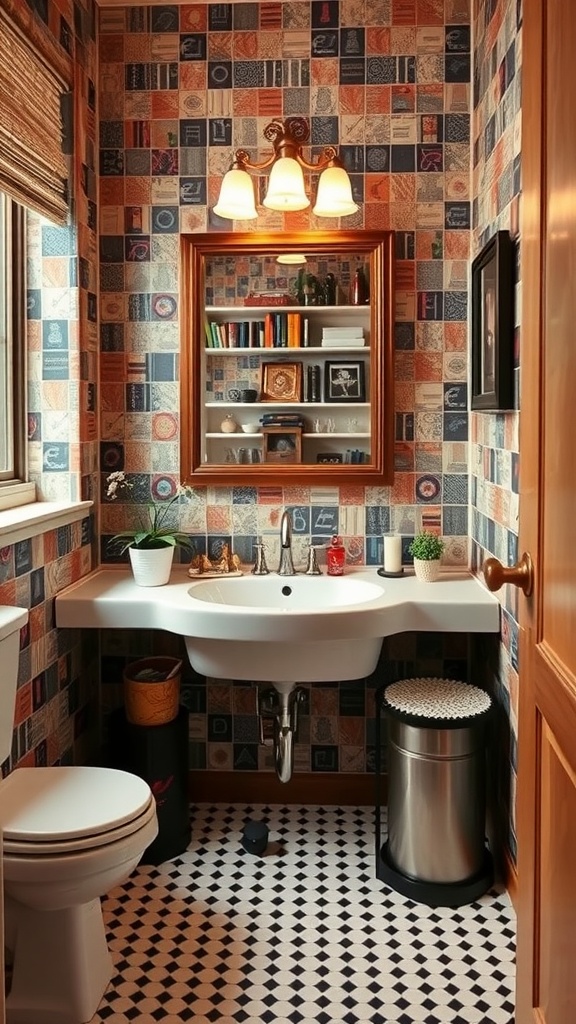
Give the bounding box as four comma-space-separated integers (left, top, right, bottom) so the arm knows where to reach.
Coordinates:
0, 607, 29, 764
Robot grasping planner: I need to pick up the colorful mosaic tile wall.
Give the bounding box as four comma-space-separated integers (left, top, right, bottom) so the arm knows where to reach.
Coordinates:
97, 0, 473, 572
94, 0, 479, 779
21, 0, 100, 509
0, 519, 99, 773
471, 0, 522, 861
1, 0, 100, 771
3, 0, 525, 809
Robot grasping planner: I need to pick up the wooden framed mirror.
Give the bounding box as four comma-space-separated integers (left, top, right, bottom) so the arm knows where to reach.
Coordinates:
180, 231, 395, 486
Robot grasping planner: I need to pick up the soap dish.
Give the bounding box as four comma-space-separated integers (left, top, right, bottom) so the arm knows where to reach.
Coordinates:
377, 567, 406, 578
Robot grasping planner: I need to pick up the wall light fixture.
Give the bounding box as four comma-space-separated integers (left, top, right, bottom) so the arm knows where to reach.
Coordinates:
213, 117, 358, 221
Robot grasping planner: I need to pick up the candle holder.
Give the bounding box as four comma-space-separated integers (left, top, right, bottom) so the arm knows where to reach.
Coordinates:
377, 567, 406, 578
382, 533, 404, 576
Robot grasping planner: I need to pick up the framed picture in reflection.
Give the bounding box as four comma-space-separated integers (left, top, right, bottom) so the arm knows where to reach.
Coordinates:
324, 360, 366, 403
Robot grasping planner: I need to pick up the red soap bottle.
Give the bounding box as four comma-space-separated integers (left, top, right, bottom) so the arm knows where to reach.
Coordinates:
327, 535, 345, 576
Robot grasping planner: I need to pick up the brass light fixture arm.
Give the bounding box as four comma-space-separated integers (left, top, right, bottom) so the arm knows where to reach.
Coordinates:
230, 149, 276, 173
228, 118, 342, 176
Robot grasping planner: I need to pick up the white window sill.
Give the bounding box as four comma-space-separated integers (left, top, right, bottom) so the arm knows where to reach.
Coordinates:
0, 500, 93, 548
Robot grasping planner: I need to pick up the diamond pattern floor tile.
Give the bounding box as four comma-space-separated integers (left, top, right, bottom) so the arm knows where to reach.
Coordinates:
90, 804, 516, 1023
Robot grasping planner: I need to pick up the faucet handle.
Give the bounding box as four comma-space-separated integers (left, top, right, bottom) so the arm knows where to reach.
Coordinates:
304, 544, 322, 575
252, 541, 270, 575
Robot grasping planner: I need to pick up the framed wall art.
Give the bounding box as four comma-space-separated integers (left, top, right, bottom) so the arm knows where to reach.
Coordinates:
261, 361, 303, 402
324, 360, 366, 403
471, 231, 515, 411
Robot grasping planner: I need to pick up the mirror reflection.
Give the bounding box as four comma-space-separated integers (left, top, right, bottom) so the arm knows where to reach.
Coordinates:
205, 252, 371, 310
180, 231, 394, 486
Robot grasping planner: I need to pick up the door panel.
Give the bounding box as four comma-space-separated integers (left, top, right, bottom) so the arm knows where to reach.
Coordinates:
538, 722, 576, 1023
542, 0, 576, 670
516, 1, 576, 1021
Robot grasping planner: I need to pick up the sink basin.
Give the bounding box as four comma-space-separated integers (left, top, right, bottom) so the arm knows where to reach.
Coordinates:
187, 575, 383, 609
0, 605, 28, 640
54, 566, 501, 683
185, 574, 387, 682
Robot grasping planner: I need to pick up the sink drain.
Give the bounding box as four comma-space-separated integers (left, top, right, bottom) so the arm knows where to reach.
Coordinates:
281, 585, 292, 596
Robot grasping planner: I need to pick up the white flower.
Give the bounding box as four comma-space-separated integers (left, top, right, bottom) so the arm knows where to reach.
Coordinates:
105, 471, 130, 500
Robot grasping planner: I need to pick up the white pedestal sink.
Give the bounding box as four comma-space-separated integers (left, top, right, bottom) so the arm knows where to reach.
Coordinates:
54, 565, 500, 783
185, 575, 387, 682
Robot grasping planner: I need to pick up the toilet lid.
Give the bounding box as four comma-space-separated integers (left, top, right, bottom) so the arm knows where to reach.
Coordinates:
0, 767, 153, 843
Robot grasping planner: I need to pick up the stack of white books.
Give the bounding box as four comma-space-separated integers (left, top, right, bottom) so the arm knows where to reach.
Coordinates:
321, 326, 366, 347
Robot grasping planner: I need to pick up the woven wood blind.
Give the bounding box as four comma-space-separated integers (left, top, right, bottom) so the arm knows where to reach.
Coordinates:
0, 4, 70, 225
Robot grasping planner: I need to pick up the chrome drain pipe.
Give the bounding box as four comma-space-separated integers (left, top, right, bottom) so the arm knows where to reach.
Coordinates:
258, 685, 305, 783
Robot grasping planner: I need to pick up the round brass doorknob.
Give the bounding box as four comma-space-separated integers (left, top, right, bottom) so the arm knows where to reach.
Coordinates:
483, 552, 534, 597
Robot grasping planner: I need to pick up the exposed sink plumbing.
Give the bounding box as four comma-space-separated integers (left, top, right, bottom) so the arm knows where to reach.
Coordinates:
258, 682, 306, 783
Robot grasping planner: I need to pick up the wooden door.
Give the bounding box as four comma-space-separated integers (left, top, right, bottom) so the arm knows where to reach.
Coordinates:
515, 1, 576, 1021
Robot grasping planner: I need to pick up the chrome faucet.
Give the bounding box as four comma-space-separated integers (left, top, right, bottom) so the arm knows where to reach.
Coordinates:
277, 510, 296, 575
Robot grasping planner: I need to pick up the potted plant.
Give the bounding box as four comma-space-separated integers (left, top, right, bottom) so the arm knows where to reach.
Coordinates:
409, 530, 445, 583
106, 472, 194, 587
294, 268, 320, 305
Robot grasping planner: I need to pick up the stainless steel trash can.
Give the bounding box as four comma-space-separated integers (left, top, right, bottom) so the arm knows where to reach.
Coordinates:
375, 677, 494, 906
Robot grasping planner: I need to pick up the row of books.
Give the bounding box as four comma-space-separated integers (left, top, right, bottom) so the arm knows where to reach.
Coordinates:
206, 313, 312, 349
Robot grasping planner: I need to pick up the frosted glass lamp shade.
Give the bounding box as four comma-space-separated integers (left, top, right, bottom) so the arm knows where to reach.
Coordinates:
262, 157, 309, 212
213, 168, 258, 220
276, 253, 307, 265
312, 166, 359, 217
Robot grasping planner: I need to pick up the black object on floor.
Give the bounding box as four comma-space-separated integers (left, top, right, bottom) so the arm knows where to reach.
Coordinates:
241, 820, 269, 855
108, 705, 191, 864
376, 840, 494, 908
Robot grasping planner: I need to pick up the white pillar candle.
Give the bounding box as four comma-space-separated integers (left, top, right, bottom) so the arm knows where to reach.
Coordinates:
383, 534, 402, 574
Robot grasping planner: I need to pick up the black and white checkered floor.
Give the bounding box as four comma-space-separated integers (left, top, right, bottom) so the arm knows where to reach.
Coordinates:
91, 804, 516, 1023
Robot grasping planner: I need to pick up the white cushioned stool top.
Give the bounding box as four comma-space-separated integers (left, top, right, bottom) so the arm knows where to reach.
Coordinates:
383, 677, 491, 720
0, 766, 152, 842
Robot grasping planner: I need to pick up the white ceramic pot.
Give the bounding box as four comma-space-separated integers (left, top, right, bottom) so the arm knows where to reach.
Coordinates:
129, 546, 174, 587
413, 557, 441, 583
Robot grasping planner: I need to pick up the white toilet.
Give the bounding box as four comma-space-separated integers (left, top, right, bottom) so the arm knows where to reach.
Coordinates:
0, 606, 159, 1024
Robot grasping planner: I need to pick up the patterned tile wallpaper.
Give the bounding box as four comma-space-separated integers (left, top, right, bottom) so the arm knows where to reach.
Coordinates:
97, 0, 473, 572
0, 519, 98, 774
6, 0, 521, 813
470, 0, 521, 861
94, 0, 476, 778
21, 0, 100, 509
0, 0, 100, 772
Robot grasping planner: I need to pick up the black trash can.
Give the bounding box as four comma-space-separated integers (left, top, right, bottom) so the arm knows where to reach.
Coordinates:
375, 677, 494, 907
108, 704, 191, 865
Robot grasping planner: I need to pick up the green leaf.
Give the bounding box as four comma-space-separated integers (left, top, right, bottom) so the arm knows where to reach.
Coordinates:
408, 530, 445, 560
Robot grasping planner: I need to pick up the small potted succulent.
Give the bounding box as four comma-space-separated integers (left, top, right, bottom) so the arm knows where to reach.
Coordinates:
409, 530, 445, 583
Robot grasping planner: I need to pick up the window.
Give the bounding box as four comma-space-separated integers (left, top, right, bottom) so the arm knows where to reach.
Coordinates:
0, 192, 31, 510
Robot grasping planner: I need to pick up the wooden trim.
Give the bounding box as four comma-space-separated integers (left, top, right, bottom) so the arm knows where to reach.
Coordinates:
10, 202, 26, 485
97, 0, 288, 4
188, 770, 383, 807
516, 0, 545, 1018
503, 846, 518, 911
179, 230, 395, 487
